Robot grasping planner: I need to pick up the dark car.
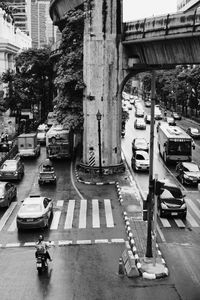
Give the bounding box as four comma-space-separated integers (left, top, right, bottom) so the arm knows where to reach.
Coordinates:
0, 155, 24, 181
0, 181, 17, 208
186, 127, 200, 139
176, 161, 200, 186
132, 138, 149, 153
171, 112, 182, 120
157, 180, 187, 219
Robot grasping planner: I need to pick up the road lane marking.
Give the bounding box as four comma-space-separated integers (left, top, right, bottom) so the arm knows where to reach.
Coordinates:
77, 240, 91, 244
187, 212, 199, 227
8, 216, 16, 232
57, 200, 64, 207
64, 200, 75, 229
159, 217, 171, 227
92, 199, 100, 228
187, 199, 200, 218
50, 211, 61, 230
79, 199, 87, 228
104, 199, 114, 227
0, 202, 17, 231
174, 219, 185, 228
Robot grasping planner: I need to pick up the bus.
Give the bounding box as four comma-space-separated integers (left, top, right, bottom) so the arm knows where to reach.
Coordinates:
157, 123, 195, 163
46, 124, 73, 159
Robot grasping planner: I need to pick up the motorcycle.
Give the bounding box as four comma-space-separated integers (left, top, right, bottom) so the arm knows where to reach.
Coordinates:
36, 253, 48, 274
121, 130, 125, 138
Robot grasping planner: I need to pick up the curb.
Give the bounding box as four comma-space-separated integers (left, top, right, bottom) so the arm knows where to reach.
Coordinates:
75, 167, 168, 279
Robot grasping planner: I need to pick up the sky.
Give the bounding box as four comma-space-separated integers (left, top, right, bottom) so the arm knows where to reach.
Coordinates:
123, 0, 178, 21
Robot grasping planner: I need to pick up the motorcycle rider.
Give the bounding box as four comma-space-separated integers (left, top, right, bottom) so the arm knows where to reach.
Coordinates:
35, 235, 52, 262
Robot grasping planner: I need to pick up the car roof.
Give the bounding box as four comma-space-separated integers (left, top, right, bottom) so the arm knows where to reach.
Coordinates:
23, 195, 45, 204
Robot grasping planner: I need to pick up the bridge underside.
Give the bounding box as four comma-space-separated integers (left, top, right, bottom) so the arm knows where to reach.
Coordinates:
123, 34, 200, 69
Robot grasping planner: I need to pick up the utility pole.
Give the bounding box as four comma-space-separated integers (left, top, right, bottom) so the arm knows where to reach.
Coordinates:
146, 70, 156, 258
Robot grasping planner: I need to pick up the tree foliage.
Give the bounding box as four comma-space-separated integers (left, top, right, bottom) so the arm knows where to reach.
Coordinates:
53, 8, 85, 131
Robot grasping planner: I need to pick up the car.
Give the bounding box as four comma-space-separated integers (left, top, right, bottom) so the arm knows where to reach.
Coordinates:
0, 181, 17, 208
38, 159, 57, 185
186, 127, 200, 139
135, 108, 144, 117
145, 100, 151, 107
37, 124, 49, 144
0, 155, 24, 181
131, 150, 149, 172
127, 104, 132, 110
134, 118, 146, 129
130, 98, 135, 105
157, 180, 187, 219
132, 137, 149, 153
171, 112, 182, 120
176, 161, 200, 186
16, 195, 53, 230
166, 117, 176, 126
154, 107, 162, 120
145, 114, 151, 124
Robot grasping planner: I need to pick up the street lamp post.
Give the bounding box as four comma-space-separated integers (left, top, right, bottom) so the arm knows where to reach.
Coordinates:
96, 110, 103, 176
146, 70, 156, 258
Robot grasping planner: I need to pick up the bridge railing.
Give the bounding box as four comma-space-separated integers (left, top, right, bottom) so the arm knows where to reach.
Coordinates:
123, 8, 200, 41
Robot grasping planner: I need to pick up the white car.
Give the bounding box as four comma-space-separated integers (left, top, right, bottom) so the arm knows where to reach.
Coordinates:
131, 150, 150, 171
16, 195, 53, 230
37, 124, 49, 144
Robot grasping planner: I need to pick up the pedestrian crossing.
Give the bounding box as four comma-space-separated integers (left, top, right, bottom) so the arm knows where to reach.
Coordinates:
0, 199, 115, 233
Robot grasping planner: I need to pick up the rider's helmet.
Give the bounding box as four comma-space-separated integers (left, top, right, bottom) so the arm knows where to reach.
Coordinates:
38, 235, 44, 242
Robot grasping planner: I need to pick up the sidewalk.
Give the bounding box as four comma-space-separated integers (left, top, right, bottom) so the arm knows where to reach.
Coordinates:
75, 160, 168, 279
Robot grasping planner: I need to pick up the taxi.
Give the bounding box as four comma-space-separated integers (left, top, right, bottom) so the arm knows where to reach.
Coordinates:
16, 195, 53, 230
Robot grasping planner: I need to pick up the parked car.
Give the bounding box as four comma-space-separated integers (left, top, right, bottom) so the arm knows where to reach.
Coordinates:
132, 138, 149, 153
134, 118, 146, 130
16, 195, 53, 230
0, 155, 24, 181
176, 161, 200, 186
157, 180, 187, 219
131, 150, 149, 172
171, 112, 182, 120
186, 127, 200, 139
166, 117, 176, 126
0, 181, 17, 208
38, 159, 56, 185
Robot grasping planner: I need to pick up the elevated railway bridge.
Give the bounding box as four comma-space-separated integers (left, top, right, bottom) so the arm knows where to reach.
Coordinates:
49, 0, 200, 172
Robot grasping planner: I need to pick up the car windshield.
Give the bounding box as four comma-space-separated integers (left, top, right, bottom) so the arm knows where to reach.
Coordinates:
136, 153, 149, 160
135, 139, 147, 147
191, 128, 199, 133
38, 129, 45, 133
20, 204, 42, 213
184, 163, 199, 172
1, 161, 16, 171
161, 186, 183, 199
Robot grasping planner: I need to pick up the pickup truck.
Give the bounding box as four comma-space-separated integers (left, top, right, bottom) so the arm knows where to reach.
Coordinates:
17, 133, 40, 158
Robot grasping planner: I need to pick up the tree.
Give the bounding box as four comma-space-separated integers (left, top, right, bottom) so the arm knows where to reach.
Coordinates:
53, 8, 85, 131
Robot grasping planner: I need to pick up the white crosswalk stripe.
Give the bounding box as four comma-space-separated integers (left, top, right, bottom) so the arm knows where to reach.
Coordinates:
0, 199, 116, 232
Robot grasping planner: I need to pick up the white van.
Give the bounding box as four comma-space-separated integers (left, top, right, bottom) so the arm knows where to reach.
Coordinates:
37, 124, 49, 144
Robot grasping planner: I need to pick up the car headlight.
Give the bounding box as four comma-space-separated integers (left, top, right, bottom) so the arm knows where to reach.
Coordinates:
161, 202, 168, 209
181, 203, 186, 209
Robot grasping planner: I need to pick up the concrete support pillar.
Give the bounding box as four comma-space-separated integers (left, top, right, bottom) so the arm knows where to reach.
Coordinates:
83, 0, 124, 169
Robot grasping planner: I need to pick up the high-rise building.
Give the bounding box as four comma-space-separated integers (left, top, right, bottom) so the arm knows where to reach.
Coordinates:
2, 0, 56, 48
31, 0, 55, 48
2, 0, 30, 34
177, 0, 200, 11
